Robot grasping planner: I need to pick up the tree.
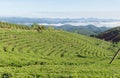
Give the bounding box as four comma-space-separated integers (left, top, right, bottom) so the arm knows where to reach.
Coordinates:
31, 23, 38, 29
36, 25, 46, 32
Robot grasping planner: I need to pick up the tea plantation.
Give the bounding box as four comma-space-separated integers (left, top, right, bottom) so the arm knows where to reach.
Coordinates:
0, 22, 119, 78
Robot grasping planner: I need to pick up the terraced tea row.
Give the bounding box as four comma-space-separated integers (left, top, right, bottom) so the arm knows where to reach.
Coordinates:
0, 28, 118, 77
0, 30, 113, 58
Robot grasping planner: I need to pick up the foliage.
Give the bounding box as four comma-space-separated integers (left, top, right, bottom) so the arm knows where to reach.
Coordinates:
98, 26, 120, 42
31, 23, 46, 32
0, 22, 31, 30
0, 22, 119, 77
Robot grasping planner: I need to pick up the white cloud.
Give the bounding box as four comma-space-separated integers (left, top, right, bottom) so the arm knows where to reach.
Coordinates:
39, 21, 120, 27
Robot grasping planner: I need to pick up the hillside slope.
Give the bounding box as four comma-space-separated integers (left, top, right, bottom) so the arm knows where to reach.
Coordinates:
0, 22, 119, 77
54, 24, 110, 36
98, 26, 120, 42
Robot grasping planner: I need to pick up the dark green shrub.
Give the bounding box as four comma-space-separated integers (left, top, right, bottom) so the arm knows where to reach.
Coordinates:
2, 73, 12, 78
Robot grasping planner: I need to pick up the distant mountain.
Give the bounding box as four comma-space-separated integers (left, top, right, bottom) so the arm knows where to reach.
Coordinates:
0, 17, 115, 36
97, 26, 120, 42
0, 17, 119, 25
53, 24, 110, 36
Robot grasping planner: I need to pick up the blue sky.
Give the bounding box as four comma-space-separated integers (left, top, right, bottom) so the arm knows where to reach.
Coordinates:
0, 0, 120, 18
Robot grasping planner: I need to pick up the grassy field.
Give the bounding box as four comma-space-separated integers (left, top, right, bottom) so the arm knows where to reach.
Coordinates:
0, 23, 119, 78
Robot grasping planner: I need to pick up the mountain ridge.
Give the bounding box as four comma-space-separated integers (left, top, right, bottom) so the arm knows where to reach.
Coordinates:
53, 24, 110, 36
98, 26, 120, 42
